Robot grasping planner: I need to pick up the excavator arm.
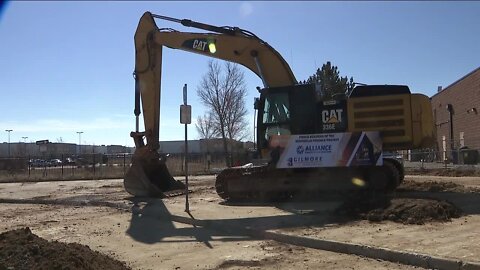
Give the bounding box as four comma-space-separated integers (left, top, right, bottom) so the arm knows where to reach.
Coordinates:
134, 11, 296, 150
125, 11, 296, 196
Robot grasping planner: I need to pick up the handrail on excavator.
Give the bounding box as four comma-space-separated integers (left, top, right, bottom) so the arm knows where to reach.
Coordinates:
152, 13, 248, 37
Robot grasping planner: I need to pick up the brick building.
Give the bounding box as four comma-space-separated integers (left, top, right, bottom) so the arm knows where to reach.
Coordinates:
430, 67, 480, 159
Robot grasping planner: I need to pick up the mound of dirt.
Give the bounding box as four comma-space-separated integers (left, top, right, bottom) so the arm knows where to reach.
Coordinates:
364, 198, 462, 224
338, 198, 462, 225
407, 168, 480, 177
0, 227, 131, 270
397, 180, 475, 193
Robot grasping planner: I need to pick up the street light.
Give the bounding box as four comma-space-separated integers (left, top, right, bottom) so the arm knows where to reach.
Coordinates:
22, 137, 28, 156
77, 131, 84, 154
5, 129, 13, 157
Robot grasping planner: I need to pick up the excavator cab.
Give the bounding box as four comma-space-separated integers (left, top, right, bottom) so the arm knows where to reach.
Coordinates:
256, 84, 319, 158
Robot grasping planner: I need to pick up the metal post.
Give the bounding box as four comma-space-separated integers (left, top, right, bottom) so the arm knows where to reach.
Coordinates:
123, 153, 126, 176
253, 99, 256, 151
5, 129, 13, 157
42, 152, 47, 178
185, 121, 189, 211
183, 84, 190, 213
28, 154, 31, 177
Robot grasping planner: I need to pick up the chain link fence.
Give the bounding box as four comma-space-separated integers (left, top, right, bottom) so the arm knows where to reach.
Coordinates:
0, 152, 230, 183
400, 148, 480, 172
1, 148, 478, 182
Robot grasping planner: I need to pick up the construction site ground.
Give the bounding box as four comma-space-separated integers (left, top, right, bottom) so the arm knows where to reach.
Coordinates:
1, 174, 480, 270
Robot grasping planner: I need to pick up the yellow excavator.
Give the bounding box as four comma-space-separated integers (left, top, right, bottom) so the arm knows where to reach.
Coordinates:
124, 12, 435, 200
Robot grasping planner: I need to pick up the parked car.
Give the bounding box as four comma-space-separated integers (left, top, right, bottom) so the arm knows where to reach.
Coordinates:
29, 159, 46, 167
50, 159, 63, 166
63, 157, 75, 165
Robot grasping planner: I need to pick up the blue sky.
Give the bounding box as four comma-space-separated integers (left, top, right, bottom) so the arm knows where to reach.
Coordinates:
1, 1, 479, 147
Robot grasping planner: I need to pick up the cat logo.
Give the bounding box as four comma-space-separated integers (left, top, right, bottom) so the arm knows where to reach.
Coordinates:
192, 39, 208, 52
182, 38, 217, 54
322, 109, 343, 124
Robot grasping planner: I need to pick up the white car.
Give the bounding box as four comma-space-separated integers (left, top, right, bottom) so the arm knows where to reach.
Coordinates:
49, 159, 63, 166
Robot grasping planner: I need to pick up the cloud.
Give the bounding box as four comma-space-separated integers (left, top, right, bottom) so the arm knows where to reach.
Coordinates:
239, 2, 254, 17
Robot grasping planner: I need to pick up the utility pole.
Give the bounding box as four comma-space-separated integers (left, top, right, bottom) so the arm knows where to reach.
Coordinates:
5, 129, 13, 158
22, 136, 28, 156
77, 131, 84, 155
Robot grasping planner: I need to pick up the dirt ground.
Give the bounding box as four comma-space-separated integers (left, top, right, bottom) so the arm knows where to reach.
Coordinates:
0, 174, 479, 269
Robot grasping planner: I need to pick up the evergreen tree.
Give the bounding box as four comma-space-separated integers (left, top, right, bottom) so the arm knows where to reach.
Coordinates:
305, 61, 355, 99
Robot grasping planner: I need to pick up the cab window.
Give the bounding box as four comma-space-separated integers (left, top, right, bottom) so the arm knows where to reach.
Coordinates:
263, 93, 290, 124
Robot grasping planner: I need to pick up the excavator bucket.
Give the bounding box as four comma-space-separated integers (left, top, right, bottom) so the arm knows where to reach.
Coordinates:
124, 148, 185, 197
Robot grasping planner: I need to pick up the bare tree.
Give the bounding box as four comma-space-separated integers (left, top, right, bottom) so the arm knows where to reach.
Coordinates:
197, 60, 248, 167
195, 112, 218, 154
222, 63, 249, 142
196, 112, 218, 140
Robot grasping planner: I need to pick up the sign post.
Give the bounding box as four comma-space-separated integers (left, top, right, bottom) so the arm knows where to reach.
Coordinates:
180, 84, 192, 212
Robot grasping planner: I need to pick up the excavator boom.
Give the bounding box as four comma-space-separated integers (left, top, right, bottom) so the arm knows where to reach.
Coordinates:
125, 11, 297, 196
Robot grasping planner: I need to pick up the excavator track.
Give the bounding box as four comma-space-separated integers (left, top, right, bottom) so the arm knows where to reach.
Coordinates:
215, 160, 402, 203
215, 165, 272, 202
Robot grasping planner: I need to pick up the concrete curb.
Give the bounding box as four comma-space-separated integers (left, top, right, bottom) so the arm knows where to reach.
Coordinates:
168, 214, 480, 270
261, 231, 480, 270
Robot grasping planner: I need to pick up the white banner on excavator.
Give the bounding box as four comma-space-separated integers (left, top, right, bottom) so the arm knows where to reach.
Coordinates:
274, 131, 383, 168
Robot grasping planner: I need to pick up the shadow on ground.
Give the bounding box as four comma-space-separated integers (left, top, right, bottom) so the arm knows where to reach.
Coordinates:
124, 196, 355, 246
